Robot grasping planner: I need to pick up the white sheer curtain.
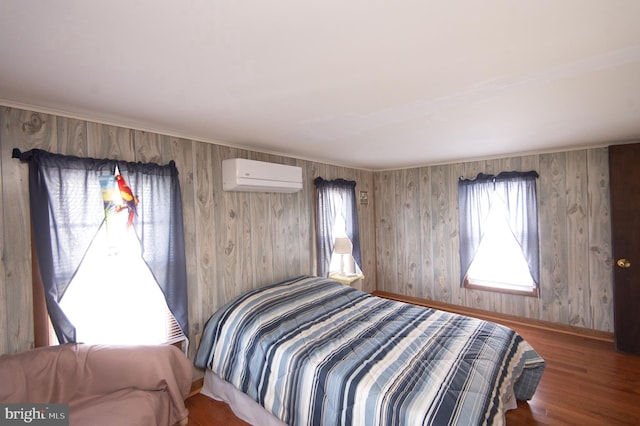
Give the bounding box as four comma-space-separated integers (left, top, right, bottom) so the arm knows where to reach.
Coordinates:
314, 177, 362, 278
458, 171, 540, 289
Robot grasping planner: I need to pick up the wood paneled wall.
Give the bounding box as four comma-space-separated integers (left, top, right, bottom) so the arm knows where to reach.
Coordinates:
0, 106, 377, 358
375, 150, 614, 332
0, 104, 615, 360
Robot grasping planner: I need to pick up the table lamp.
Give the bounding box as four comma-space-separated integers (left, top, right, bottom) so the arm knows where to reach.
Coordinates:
334, 237, 353, 274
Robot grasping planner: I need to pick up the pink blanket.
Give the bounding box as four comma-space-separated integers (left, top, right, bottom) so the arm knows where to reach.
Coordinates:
0, 343, 192, 425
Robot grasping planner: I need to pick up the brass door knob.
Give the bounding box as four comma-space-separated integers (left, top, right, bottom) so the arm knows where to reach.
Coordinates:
616, 258, 631, 268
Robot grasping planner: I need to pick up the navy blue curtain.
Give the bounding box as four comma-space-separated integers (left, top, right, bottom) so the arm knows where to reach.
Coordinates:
314, 177, 362, 278
458, 171, 540, 289
14, 149, 188, 344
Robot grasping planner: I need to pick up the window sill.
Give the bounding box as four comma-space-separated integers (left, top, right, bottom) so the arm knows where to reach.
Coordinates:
464, 278, 538, 298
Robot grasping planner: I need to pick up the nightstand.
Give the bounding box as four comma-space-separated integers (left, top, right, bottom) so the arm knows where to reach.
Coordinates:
329, 272, 364, 290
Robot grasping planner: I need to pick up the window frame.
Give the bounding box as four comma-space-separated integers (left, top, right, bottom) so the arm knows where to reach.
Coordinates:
458, 171, 540, 298
17, 148, 188, 348
313, 177, 363, 278
31, 206, 187, 349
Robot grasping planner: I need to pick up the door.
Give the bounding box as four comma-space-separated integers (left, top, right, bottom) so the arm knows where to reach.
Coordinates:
609, 143, 640, 354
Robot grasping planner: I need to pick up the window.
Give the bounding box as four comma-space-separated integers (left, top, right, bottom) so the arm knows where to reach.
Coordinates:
15, 149, 188, 347
458, 171, 540, 297
314, 177, 363, 278
59, 215, 183, 345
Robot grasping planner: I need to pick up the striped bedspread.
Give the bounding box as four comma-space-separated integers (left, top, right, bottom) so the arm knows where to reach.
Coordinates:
195, 276, 545, 426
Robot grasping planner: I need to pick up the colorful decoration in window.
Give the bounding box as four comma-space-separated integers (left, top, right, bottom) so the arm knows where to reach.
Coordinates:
99, 165, 139, 229
115, 168, 139, 228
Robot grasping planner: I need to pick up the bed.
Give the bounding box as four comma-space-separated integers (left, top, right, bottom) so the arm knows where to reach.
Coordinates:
195, 275, 545, 426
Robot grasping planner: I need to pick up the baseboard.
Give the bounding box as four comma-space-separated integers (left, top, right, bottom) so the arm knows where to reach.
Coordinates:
188, 377, 204, 398
373, 290, 614, 343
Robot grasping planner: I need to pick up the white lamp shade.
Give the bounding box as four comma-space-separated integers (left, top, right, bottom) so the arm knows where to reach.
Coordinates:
334, 237, 352, 255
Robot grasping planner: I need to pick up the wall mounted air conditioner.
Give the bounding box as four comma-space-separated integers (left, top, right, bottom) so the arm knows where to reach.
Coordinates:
222, 158, 303, 193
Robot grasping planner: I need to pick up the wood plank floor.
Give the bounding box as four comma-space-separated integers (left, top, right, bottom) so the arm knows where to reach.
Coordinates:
185, 312, 640, 425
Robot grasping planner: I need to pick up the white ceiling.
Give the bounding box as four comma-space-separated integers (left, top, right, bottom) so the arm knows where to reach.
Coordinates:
1, 1, 639, 170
